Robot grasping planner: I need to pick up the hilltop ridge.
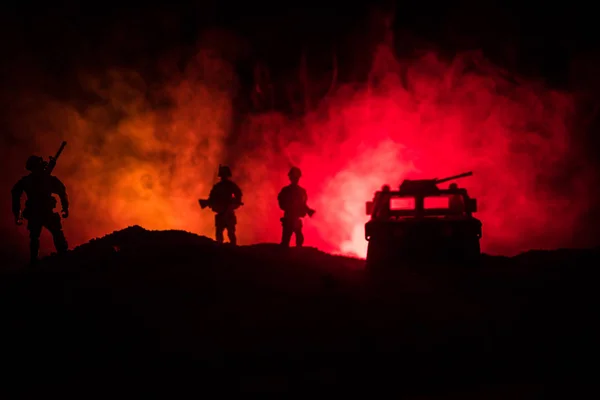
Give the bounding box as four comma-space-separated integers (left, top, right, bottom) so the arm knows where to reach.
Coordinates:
0, 225, 598, 395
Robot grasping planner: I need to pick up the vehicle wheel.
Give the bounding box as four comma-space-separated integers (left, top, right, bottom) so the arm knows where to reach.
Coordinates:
366, 241, 386, 270
464, 239, 481, 267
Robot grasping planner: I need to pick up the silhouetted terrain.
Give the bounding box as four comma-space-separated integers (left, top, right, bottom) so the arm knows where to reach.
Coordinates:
1, 226, 598, 396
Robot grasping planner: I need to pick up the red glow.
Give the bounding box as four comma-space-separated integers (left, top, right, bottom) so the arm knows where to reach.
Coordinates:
233, 47, 591, 258
391, 197, 415, 210
2, 26, 595, 261
424, 197, 449, 209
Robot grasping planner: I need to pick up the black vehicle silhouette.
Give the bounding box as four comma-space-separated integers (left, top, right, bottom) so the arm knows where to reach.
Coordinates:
364, 172, 482, 269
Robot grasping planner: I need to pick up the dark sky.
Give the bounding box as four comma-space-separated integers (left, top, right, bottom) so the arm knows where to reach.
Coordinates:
2, 0, 599, 164
3, 0, 598, 143
1, 1, 597, 83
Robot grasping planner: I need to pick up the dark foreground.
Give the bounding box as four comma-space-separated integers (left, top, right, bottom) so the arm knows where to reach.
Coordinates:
1, 226, 598, 396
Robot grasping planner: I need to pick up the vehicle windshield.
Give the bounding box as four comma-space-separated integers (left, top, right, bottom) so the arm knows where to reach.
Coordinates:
424, 196, 449, 209
390, 197, 415, 210
376, 194, 463, 219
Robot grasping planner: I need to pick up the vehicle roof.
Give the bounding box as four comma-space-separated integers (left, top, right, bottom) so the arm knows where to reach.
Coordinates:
368, 215, 480, 222
381, 188, 470, 197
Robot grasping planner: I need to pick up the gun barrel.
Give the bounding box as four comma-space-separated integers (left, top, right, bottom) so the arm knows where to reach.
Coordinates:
54, 141, 67, 159
46, 141, 67, 174
435, 171, 473, 184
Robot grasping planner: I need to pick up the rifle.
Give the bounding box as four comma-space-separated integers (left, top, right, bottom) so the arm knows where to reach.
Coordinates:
198, 163, 244, 211
46, 141, 67, 174
199, 199, 210, 209
199, 198, 244, 212
16, 141, 68, 225
199, 164, 220, 209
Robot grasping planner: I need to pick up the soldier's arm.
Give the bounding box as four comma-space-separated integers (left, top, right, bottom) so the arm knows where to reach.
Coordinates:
277, 188, 286, 210
302, 188, 315, 215
301, 188, 311, 208
233, 183, 243, 203
11, 178, 25, 219
207, 185, 217, 204
52, 177, 69, 212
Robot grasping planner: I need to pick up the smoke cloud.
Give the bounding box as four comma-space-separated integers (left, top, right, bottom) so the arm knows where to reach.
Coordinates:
0, 19, 595, 262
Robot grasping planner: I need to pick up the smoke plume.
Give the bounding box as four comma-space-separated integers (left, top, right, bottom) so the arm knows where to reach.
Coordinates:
0, 19, 595, 261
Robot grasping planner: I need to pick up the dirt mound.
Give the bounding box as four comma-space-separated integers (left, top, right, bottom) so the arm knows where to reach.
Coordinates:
1, 226, 599, 395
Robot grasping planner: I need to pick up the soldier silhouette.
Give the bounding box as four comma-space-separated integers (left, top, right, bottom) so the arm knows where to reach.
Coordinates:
277, 166, 315, 247
12, 155, 69, 265
200, 165, 243, 245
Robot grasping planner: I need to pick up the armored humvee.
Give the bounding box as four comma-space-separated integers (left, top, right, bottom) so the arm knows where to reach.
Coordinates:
364, 171, 482, 269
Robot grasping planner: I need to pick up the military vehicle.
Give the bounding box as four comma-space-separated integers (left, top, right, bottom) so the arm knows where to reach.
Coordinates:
364, 171, 482, 269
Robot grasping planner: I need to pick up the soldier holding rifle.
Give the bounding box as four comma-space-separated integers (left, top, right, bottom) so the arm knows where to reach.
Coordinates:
12, 141, 69, 265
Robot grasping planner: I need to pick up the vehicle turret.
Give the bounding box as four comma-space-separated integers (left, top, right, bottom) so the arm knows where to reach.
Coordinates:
398, 171, 473, 195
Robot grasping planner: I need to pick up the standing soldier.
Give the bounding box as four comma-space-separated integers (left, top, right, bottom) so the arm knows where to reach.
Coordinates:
12, 154, 69, 265
199, 165, 243, 245
277, 166, 315, 247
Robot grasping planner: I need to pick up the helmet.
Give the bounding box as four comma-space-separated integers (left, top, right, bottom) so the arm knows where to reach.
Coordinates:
288, 166, 302, 180
218, 165, 232, 178
449, 183, 458, 189
381, 184, 391, 192
26, 155, 45, 172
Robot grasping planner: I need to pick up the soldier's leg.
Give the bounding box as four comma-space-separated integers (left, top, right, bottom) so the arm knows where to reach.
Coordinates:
46, 213, 68, 254
294, 219, 304, 247
226, 213, 237, 246
27, 221, 43, 264
215, 226, 225, 244
215, 214, 225, 244
280, 218, 293, 247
